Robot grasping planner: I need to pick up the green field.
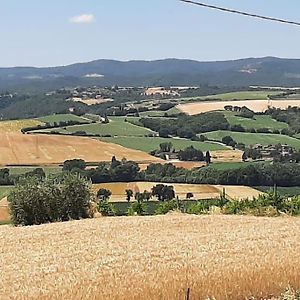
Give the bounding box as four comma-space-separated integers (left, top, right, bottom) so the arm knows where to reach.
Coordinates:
210, 161, 267, 171
201, 91, 280, 101
139, 107, 181, 117
99, 136, 227, 153
0, 186, 13, 199
37, 114, 89, 125
8, 167, 62, 176
256, 186, 300, 197
204, 130, 300, 149
223, 111, 288, 130
37, 117, 155, 137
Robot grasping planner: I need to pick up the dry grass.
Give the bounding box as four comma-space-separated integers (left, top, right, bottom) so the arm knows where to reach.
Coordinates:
0, 133, 162, 166
71, 97, 114, 106
0, 119, 43, 133
211, 149, 243, 162
92, 182, 262, 202
1, 215, 300, 299
177, 99, 300, 115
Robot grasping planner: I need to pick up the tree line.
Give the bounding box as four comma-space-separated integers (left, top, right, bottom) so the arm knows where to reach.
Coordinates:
64, 158, 300, 187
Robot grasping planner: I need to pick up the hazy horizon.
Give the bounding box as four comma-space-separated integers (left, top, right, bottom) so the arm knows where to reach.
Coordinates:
1, 0, 300, 67
3, 56, 300, 69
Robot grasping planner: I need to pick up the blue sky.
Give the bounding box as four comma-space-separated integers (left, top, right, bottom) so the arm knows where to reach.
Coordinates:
1, 0, 300, 67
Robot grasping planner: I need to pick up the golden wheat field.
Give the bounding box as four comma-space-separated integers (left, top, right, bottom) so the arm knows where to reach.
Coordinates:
0, 133, 162, 166
92, 182, 262, 202
1, 215, 300, 299
0, 197, 9, 221
177, 99, 300, 115
0, 119, 43, 133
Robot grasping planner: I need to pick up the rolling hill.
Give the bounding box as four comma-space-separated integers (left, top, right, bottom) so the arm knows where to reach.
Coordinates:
3, 57, 300, 90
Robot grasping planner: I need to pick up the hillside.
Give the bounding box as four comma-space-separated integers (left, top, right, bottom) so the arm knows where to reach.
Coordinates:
3, 57, 300, 89
1, 214, 300, 299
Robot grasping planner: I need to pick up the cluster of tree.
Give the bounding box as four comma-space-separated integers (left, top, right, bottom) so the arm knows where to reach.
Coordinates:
8, 175, 92, 226
224, 105, 255, 119
0, 168, 46, 186
150, 143, 211, 163
178, 146, 205, 161
0, 93, 87, 120
266, 107, 300, 134
221, 136, 237, 147
242, 146, 300, 163
143, 162, 300, 187
140, 112, 229, 139
96, 184, 176, 203
63, 157, 141, 183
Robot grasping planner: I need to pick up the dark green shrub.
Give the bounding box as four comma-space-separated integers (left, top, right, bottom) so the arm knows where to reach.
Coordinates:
8, 174, 92, 226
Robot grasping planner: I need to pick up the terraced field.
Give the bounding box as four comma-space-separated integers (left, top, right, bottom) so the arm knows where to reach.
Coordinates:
205, 131, 300, 149
1, 215, 299, 299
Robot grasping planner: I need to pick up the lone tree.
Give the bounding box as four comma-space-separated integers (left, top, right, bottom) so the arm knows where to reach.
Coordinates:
159, 142, 173, 153
97, 188, 112, 201
205, 151, 212, 165
186, 192, 194, 199
135, 190, 152, 203
63, 159, 86, 172
178, 146, 204, 161
242, 152, 248, 162
125, 189, 134, 202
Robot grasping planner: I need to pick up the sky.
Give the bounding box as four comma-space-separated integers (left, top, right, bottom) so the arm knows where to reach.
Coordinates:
1, 0, 300, 67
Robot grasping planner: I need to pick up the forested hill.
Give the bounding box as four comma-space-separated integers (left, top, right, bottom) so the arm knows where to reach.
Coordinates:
2, 57, 300, 90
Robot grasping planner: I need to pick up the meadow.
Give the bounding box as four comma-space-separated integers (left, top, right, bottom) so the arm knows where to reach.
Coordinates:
8, 166, 62, 176
37, 113, 89, 125
205, 130, 300, 148
99, 136, 227, 153
38, 117, 155, 137
1, 214, 300, 299
223, 111, 288, 130
256, 186, 300, 197
209, 161, 266, 171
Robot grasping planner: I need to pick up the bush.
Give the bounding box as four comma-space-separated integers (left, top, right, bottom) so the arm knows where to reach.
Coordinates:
155, 199, 183, 215
63, 159, 86, 171
127, 202, 147, 216
8, 175, 92, 226
98, 200, 116, 216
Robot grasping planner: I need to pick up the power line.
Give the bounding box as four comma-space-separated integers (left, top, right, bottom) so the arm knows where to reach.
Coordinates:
180, 0, 300, 27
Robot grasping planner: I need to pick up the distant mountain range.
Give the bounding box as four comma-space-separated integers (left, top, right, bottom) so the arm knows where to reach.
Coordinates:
2, 57, 300, 91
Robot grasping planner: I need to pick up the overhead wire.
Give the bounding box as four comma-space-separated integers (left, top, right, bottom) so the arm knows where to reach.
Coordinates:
179, 0, 300, 27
